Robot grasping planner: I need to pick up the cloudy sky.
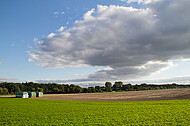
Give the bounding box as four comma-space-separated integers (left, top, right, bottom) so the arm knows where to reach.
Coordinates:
1, 0, 190, 87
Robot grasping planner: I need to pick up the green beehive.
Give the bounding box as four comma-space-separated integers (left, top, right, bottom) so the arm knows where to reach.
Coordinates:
36, 92, 43, 97
27, 92, 36, 98
16, 92, 28, 98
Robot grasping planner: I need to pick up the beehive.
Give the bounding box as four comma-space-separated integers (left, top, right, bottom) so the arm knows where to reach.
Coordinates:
16, 92, 28, 98
36, 92, 43, 97
27, 92, 36, 98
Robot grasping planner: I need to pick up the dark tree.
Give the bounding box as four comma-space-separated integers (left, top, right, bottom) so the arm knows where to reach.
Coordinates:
53, 87, 59, 93
58, 86, 64, 93
2, 88, 9, 95
0, 87, 3, 94
75, 86, 82, 93
105, 82, 112, 92
0, 82, 190, 95
14, 86, 21, 93
88, 87, 96, 93
38, 88, 43, 92
115, 81, 123, 88
95, 86, 102, 92
113, 81, 123, 91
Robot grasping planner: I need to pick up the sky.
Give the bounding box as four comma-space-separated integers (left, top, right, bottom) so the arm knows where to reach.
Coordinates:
0, 0, 190, 87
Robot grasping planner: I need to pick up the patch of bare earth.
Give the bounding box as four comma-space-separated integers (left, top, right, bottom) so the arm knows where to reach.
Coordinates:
36, 88, 190, 101
0, 95, 15, 98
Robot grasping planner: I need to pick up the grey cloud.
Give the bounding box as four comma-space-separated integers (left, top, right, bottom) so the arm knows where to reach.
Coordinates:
36, 78, 104, 87
30, 0, 190, 82
78, 83, 104, 88
37, 74, 190, 86
127, 75, 190, 84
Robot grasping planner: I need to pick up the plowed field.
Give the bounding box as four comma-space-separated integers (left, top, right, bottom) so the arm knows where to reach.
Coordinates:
38, 88, 190, 101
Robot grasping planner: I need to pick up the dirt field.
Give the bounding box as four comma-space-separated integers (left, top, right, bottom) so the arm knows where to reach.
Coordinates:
1, 88, 190, 101
37, 88, 190, 101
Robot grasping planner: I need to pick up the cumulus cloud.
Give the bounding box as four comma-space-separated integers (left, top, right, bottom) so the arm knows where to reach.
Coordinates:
47, 33, 55, 38
30, 0, 190, 82
57, 26, 65, 32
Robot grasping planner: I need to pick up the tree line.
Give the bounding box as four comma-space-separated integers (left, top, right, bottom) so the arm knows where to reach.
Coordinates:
0, 81, 190, 95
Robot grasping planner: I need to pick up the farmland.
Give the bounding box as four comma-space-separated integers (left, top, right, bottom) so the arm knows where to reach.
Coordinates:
1, 96, 190, 125
37, 88, 190, 101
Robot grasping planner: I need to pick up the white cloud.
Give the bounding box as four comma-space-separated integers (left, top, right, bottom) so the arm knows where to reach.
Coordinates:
0, 61, 2, 64
121, 0, 143, 4
54, 11, 65, 16
72, 73, 88, 76
121, 0, 160, 4
30, 0, 190, 82
47, 33, 55, 38
53, 11, 59, 15
83, 8, 95, 20
61, 11, 65, 15
27, 45, 32, 49
33, 37, 38, 42
56, 26, 65, 32
0, 77, 18, 82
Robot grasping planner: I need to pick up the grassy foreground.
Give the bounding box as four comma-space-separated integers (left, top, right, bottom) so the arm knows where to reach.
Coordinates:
0, 98, 190, 125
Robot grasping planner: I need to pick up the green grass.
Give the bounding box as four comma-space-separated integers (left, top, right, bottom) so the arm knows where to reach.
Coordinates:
1, 98, 190, 125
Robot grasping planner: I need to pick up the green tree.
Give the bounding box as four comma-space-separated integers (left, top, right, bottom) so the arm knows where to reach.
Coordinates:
75, 86, 82, 93
122, 84, 132, 91
58, 86, 64, 93
83, 88, 88, 93
14, 86, 20, 93
88, 87, 96, 93
105, 82, 112, 92
95, 86, 102, 92
115, 81, 123, 88
53, 87, 59, 93
0, 87, 3, 94
3, 88, 9, 95
38, 88, 43, 92
69, 84, 77, 93
113, 81, 123, 91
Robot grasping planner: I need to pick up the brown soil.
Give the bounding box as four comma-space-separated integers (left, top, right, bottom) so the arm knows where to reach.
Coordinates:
1, 88, 190, 101
0, 95, 15, 98
37, 88, 190, 101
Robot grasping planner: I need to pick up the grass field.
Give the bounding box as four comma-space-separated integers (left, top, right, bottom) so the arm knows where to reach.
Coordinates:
1, 98, 190, 125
